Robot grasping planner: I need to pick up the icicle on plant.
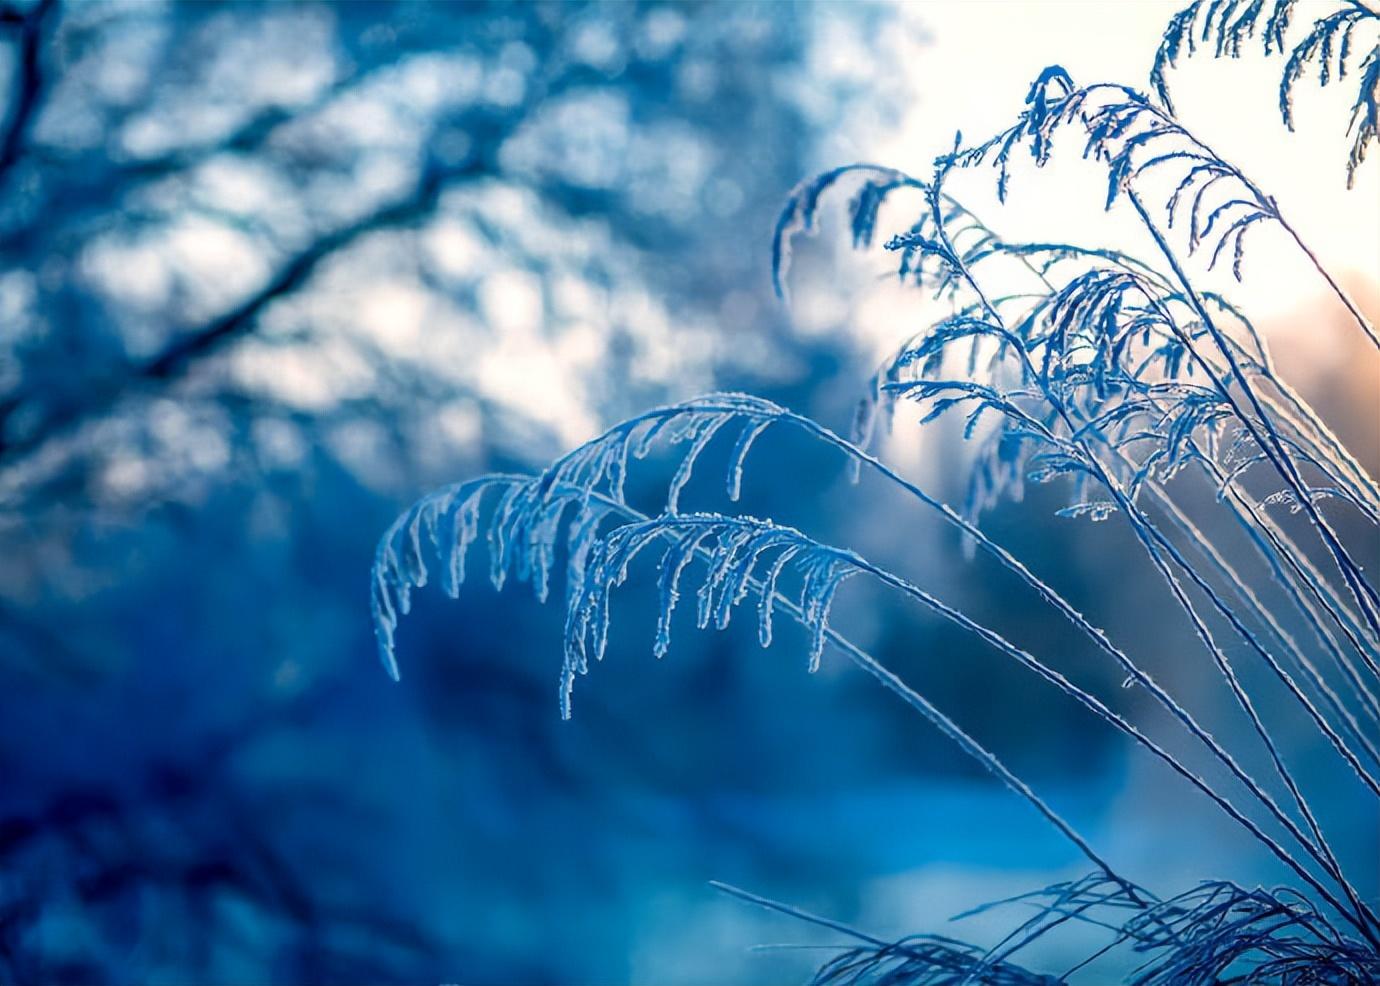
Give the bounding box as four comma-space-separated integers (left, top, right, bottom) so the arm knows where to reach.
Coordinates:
371, 3, 1379, 980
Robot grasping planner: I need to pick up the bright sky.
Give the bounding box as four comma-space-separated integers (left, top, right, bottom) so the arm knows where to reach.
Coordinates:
861, 1, 1379, 314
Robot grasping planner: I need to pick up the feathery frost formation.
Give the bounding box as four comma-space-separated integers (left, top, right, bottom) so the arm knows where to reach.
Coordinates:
373, 2, 1379, 980
1152, 0, 1380, 187
371, 395, 867, 715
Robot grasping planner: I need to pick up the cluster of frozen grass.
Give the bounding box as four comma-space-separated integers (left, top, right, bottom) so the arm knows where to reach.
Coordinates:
373, 2, 1380, 981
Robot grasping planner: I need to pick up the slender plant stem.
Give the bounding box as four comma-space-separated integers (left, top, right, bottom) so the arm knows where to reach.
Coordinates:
962, 200, 1380, 741
1137, 455, 1380, 769
1126, 189, 1380, 639
738, 404, 1376, 936
834, 539, 1367, 937
1263, 199, 1378, 350
962, 205, 1380, 687
927, 205, 1380, 936
555, 486, 1369, 936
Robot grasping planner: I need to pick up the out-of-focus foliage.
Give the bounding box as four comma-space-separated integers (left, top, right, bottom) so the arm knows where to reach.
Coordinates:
0, 0, 895, 515
0, 741, 442, 984
0, 1, 926, 981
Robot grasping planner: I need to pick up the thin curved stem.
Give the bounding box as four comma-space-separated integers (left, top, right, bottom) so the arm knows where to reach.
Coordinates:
1126, 190, 1380, 640
756, 407, 1377, 936
1263, 201, 1378, 350
924, 199, 1380, 937
589, 495, 1131, 890
587, 495, 1364, 934
984, 229, 1380, 681
1089, 82, 1379, 349
1135, 456, 1380, 770
958, 204, 1380, 684
833, 538, 1365, 936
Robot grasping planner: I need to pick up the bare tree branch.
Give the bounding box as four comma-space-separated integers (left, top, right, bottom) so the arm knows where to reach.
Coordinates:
0, 0, 56, 180
0, 154, 489, 467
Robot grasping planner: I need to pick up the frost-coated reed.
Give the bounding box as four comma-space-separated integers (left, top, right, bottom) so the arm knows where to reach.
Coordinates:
373, 3, 1380, 980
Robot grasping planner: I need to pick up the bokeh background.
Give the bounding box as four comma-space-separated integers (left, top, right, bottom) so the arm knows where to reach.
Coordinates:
1, 1, 1376, 983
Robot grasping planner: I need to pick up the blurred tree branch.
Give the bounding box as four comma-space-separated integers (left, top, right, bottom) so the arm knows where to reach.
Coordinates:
0, 130, 503, 466
0, 0, 54, 179
0, 5, 656, 474
0, 0, 871, 535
